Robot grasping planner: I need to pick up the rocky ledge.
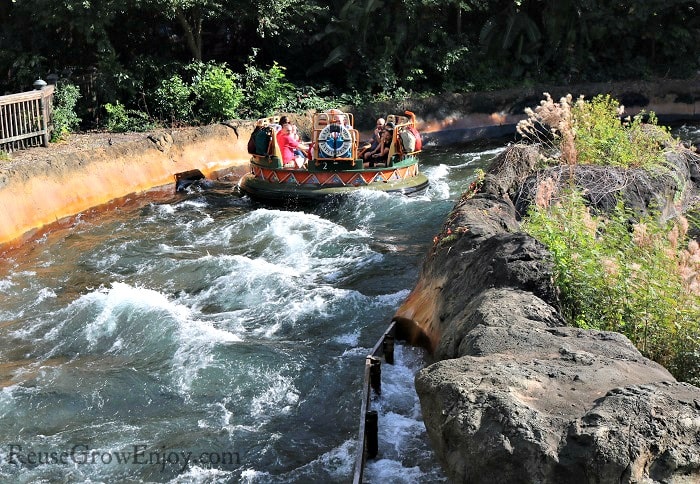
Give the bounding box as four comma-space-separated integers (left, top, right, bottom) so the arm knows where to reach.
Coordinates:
396, 144, 700, 483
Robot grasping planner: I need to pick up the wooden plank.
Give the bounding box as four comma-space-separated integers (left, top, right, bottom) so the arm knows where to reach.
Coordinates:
0, 86, 54, 106
369, 320, 396, 357
39, 96, 49, 146
0, 105, 7, 141
1, 130, 47, 144
18, 100, 27, 150
352, 357, 372, 484
19, 101, 25, 134
11, 102, 18, 143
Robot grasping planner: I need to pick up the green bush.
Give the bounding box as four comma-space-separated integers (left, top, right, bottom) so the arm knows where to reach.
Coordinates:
523, 188, 700, 385
242, 57, 296, 118
189, 62, 243, 123
143, 58, 339, 125
517, 93, 673, 168
51, 83, 82, 141
572, 94, 672, 168
153, 74, 194, 124
104, 102, 155, 132
283, 85, 337, 113
519, 93, 699, 384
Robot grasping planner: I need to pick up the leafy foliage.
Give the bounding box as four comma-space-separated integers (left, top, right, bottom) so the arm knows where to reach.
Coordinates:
51, 83, 82, 142
572, 95, 672, 169
523, 190, 700, 385
104, 102, 156, 132
519, 93, 700, 384
2, 53, 49, 93
189, 62, 243, 123
479, 3, 542, 78
282, 85, 338, 113
0, 0, 698, 127
241, 52, 296, 118
517, 93, 674, 169
153, 75, 195, 124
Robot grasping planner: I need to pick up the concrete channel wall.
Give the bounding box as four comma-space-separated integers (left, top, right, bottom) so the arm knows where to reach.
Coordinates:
0, 123, 255, 248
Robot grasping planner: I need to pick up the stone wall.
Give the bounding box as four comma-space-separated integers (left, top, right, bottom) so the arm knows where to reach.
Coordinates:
0, 123, 255, 248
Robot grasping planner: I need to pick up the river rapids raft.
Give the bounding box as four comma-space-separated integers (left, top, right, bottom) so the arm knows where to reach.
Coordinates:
238, 110, 429, 204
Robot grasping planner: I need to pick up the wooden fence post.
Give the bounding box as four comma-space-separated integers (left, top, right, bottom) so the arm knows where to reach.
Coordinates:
365, 410, 378, 459
34, 79, 49, 147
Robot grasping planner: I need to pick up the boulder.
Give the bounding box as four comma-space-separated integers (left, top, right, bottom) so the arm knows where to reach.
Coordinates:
400, 145, 700, 483
512, 146, 700, 222
416, 326, 688, 483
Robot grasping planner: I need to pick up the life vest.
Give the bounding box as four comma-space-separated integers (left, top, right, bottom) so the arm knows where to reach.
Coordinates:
399, 126, 422, 153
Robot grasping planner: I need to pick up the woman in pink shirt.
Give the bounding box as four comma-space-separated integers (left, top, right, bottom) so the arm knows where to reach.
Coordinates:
276, 123, 306, 168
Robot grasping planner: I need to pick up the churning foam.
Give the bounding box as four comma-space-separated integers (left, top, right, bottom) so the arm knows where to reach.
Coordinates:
83, 282, 191, 347
363, 344, 446, 482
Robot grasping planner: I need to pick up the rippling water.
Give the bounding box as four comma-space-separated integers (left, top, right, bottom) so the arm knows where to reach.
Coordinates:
0, 123, 696, 483
0, 140, 504, 483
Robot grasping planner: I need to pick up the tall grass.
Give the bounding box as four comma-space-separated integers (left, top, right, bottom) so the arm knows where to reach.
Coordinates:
517, 93, 673, 167
523, 191, 699, 384
519, 94, 699, 384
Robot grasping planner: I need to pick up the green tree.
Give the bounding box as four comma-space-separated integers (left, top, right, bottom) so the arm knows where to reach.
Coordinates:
479, 4, 541, 78
153, 74, 195, 124
103, 101, 155, 131
189, 61, 243, 122
1, 0, 698, 124
308, 0, 386, 89
1, 0, 123, 90
241, 52, 296, 118
141, 0, 224, 60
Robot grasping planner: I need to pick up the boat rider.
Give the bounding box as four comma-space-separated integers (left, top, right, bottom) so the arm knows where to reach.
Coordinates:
322, 109, 354, 158
277, 123, 308, 168
327, 109, 352, 128
360, 117, 385, 158
363, 124, 393, 167
279, 116, 306, 160
373, 118, 386, 145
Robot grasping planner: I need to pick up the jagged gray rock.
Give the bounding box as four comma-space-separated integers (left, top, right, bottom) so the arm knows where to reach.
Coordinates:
511, 145, 700, 221
405, 145, 700, 483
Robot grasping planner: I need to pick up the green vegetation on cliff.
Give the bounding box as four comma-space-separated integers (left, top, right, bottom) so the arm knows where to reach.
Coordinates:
525, 190, 700, 384
520, 94, 700, 384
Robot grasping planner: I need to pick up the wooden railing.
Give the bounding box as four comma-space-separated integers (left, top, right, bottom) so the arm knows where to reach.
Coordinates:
353, 320, 397, 484
0, 85, 55, 153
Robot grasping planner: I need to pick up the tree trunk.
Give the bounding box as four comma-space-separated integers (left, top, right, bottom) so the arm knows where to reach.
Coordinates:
176, 9, 203, 60
457, 7, 462, 37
